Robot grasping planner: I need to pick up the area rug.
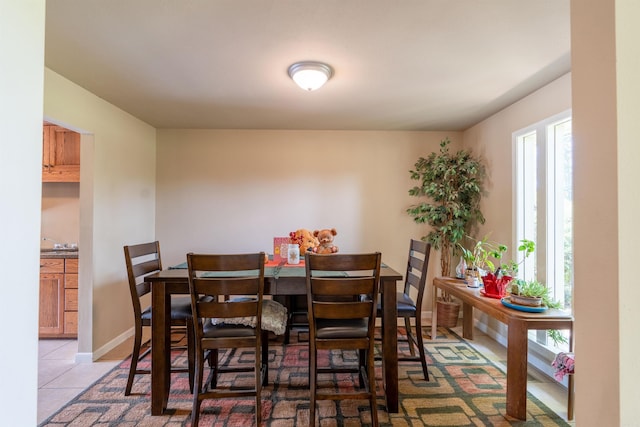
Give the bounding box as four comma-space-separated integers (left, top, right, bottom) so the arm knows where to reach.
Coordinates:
39, 328, 569, 426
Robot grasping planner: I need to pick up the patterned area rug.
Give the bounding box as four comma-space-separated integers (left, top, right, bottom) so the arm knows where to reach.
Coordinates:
39, 328, 569, 426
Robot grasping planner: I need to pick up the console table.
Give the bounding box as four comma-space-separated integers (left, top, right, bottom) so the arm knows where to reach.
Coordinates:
431, 277, 573, 420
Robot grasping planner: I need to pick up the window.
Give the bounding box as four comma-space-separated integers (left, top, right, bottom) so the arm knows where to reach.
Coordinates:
514, 110, 573, 348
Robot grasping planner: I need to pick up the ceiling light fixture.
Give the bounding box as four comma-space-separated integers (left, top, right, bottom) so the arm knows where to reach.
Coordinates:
288, 61, 333, 91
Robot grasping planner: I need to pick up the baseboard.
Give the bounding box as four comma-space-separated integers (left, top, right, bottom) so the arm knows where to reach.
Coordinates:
75, 327, 134, 363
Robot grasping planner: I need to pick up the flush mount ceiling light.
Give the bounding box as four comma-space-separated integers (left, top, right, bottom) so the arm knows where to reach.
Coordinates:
288, 61, 333, 91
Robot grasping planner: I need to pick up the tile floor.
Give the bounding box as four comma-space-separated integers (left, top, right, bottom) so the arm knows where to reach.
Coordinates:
37, 326, 575, 425
37, 337, 132, 424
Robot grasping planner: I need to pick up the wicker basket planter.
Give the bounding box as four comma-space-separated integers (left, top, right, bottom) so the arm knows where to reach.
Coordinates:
436, 299, 460, 328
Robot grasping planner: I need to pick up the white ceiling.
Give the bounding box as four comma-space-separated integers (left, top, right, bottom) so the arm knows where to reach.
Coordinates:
44, 0, 570, 131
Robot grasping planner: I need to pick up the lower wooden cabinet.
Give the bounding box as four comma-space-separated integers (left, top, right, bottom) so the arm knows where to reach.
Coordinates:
39, 257, 78, 338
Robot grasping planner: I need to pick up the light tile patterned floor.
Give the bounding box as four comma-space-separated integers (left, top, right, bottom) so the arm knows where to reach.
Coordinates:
37, 326, 574, 425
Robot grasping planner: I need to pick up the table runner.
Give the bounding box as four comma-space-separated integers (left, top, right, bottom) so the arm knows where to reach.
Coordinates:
169, 262, 347, 278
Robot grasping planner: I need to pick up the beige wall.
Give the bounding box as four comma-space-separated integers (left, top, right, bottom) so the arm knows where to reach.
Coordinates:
572, 0, 640, 425
44, 68, 157, 357
615, 0, 640, 422
156, 129, 459, 288
0, 1, 45, 423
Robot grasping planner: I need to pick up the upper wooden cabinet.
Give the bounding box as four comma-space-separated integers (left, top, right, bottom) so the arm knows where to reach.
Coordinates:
42, 125, 80, 182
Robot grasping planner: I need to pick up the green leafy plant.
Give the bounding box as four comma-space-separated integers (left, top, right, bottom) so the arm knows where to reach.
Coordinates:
407, 138, 485, 278
499, 239, 535, 277
459, 236, 535, 276
458, 235, 507, 273
508, 279, 568, 345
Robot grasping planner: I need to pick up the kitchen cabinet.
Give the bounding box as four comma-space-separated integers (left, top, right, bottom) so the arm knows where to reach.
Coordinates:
42, 125, 80, 182
39, 256, 78, 338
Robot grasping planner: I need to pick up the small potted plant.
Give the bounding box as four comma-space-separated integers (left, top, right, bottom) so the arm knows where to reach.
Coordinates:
459, 236, 535, 295
507, 279, 548, 307
507, 279, 568, 345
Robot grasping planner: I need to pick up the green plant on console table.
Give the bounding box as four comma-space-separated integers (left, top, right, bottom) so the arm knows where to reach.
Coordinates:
508, 279, 568, 345
459, 236, 535, 276
498, 239, 536, 277
458, 235, 507, 274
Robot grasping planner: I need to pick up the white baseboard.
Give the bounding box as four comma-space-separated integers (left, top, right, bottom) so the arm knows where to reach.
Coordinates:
75, 327, 134, 363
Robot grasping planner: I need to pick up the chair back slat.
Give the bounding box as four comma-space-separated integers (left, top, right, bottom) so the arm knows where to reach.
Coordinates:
126, 241, 162, 260
311, 277, 374, 296
131, 258, 162, 280
192, 277, 261, 297
313, 302, 372, 319
198, 299, 259, 319
189, 253, 263, 272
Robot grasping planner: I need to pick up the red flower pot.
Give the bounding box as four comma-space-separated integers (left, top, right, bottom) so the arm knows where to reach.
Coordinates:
482, 273, 512, 297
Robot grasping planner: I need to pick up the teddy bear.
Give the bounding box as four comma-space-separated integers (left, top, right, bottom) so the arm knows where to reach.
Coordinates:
312, 228, 339, 254
289, 229, 319, 255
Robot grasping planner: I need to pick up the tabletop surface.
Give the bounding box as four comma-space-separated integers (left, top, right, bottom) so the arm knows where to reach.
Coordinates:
434, 276, 573, 321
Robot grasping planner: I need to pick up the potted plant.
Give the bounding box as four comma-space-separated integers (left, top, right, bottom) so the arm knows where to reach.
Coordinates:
459, 236, 535, 295
407, 137, 485, 326
459, 235, 507, 287
508, 279, 568, 345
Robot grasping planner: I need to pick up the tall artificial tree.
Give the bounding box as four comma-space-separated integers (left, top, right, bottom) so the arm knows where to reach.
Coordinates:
407, 138, 485, 276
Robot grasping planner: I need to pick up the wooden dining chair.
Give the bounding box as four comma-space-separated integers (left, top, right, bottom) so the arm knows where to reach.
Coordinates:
305, 252, 382, 427
123, 241, 192, 396
186, 252, 267, 426
377, 239, 432, 381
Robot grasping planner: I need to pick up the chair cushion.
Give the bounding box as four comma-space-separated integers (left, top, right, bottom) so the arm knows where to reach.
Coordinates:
376, 292, 417, 317
202, 321, 257, 338
141, 296, 192, 321
315, 318, 368, 339
170, 296, 194, 319
207, 299, 288, 335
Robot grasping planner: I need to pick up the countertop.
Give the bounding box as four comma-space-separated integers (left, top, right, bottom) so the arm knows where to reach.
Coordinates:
40, 249, 79, 259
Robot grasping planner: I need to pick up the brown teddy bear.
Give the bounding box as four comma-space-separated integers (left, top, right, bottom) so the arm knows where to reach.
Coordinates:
289, 229, 319, 255
312, 228, 339, 254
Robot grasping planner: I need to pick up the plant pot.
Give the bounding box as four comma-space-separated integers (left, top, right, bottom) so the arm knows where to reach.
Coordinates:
436, 299, 460, 328
510, 294, 543, 307
465, 267, 480, 288
482, 273, 512, 297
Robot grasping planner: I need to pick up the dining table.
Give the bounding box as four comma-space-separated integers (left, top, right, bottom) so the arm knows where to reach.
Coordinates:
145, 259, 403, 416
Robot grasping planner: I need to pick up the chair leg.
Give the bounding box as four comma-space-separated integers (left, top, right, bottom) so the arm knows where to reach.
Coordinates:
414, 314, 430, 381
209, 349, 219, 388
187, 321, 195, 393
255, 340, 263, 426
358, 349, 366, 388
283, 296, 292, 345
261, 330, 270, 386
367, 345, 379, 427
404, 316, 416, 356
309, 347, 317, 426
125, 324, 143, 396
191, 351, 205, 426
